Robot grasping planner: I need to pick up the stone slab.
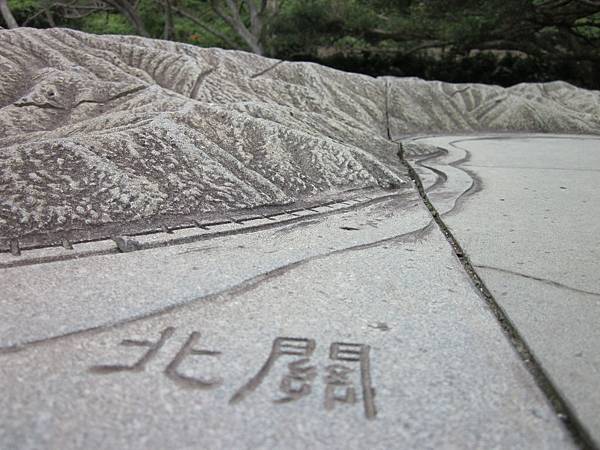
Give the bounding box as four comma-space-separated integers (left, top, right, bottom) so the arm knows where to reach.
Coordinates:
414, 134, 600, 444
0, 198, 573, 450
2, 27, 599, 449
0, 191, 424, 348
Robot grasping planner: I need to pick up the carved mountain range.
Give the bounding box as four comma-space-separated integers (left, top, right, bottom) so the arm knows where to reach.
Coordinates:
0, 28, 598, 242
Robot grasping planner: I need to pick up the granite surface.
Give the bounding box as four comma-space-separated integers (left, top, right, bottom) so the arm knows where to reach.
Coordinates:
410, 135, 600, 445
2, 28, 600, 449
1, 28, 599, 246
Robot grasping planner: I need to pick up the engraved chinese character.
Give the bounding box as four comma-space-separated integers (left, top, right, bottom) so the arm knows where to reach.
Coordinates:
164, 331, 222, 389
90, 327, 222, 390
274, 358, 317, 403
230, 337, 316, 404
324, 364, 357, 409
90, 327, 174, 373
327, 342, 376, 419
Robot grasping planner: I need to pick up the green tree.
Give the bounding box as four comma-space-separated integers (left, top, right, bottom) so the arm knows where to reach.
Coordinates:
3, 0, 599, 88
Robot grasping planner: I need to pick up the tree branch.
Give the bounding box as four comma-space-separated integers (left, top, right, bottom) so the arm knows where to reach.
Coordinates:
211, 0, 264, 53
0, 0, 19, 28
100, 0, 149, 36
168, 2, 238, 48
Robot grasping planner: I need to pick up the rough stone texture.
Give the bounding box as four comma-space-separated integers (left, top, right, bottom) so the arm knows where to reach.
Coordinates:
1, 28, 599, 245
387, 78, 600, 138
2, 27, 600, 449
0, 28, 403, 243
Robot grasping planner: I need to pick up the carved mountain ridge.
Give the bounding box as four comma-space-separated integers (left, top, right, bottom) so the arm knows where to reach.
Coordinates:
0, 28, 598, 242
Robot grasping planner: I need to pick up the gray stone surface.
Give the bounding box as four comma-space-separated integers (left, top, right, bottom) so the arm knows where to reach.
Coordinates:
2, 28, 599, 247
412, 134, 600, 444
0, 197, 573, 450
0, 28, 403, 244
387, 79, 600, 139
2, 27, 600, 449
0, 191, 424, 348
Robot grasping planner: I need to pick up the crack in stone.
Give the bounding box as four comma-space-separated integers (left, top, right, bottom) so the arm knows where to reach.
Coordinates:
475, 264, 600, 298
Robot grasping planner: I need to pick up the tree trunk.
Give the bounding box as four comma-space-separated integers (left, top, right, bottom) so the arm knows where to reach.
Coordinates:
43, 0, 56, 27
0, 0, 18, 29
210, 0, 265, 55
163, 0, 174, 40
168, 2, 238, 49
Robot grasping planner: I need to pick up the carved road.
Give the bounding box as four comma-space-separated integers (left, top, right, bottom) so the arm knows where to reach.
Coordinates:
0, 187, 400, 268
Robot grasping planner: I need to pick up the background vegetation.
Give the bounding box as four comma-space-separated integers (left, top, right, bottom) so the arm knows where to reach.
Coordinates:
2, 0, 599, 89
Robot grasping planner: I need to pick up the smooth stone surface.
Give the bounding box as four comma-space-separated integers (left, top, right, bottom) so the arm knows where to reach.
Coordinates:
0, 199, 573, 449
413, 134, 600, 444
0, 191, 424, 349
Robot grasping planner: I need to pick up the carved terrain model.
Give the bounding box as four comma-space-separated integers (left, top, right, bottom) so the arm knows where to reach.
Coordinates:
2, 28, 600, 450
1, 28, 599, 250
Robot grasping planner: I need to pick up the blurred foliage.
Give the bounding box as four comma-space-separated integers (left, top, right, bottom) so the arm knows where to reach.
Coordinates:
3, 0, 600, 89
79, 13, 133, 35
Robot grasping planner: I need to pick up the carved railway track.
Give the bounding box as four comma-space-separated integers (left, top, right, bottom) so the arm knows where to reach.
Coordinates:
0, 188, 402, 268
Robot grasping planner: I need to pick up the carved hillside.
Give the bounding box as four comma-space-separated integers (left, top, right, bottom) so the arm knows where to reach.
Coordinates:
0, 28, 598, 242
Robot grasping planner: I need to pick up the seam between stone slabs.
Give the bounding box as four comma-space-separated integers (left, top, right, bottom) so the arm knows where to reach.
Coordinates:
397, 140, 598, 450
383, 77, 392, 140
412, 144, 484, 220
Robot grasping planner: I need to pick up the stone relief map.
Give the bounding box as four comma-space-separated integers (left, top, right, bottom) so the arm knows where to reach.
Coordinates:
1, 27, 599, 450
1, 28, 598, 247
